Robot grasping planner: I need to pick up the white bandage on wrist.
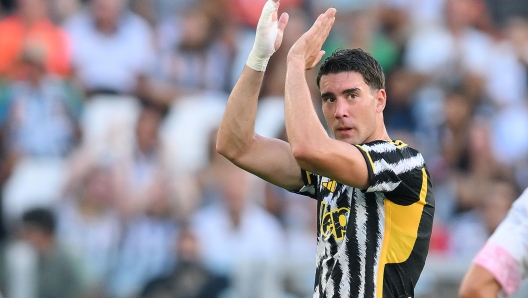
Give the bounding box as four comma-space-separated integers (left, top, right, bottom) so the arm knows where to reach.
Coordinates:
246, 0, 279, 71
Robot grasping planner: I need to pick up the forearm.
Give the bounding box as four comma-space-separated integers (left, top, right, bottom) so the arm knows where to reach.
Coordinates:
216, 66, 264, 159
284, 58, 327, 158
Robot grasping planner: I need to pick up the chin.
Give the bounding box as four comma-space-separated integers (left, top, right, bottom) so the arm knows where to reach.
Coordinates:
336, 136, 359, 145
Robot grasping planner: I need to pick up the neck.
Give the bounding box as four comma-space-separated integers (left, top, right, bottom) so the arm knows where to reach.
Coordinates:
365, 118, 390, 143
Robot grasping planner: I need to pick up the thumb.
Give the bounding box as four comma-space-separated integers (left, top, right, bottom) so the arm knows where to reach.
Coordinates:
309, 50, 325, 69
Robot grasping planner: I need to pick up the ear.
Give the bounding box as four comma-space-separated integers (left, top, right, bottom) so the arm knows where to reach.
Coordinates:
375, 89, 386, 113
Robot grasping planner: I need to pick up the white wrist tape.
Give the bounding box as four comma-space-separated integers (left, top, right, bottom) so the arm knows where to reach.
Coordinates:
246, 0, 279, 71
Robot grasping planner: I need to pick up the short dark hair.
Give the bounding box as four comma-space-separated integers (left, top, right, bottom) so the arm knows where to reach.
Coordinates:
316, 48, 385, 91
22, 207, 56, 235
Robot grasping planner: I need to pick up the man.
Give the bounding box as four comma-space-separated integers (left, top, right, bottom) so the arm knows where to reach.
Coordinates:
459, 188, 528, 298
0, 0, 71, 79
216, 1, 435, 297
0, 207, 82, 298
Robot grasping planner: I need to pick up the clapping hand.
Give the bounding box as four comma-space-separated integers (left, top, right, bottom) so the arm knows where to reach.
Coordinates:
287, 7, 336, 70
246, 0, 290, 71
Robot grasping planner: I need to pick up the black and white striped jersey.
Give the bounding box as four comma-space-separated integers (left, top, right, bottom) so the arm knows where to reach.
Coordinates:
296, 140, 435, 298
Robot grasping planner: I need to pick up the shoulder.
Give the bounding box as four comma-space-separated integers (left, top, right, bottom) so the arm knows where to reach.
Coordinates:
358, 140, 424, 163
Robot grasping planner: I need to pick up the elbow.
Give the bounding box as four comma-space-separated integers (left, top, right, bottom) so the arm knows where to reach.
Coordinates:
291, 145, 308, 161
215, 138, 234, 160
215, 132, 248, 162
291, 144, 317, 169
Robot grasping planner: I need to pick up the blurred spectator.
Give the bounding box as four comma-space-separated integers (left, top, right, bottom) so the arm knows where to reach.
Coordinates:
0, 44, 83, 161
149, 1, 234, 103
438, 87, 474, 173
0, 207, 82, 298
467, 118, 514, 181
485, 0, 528, 27
480, 179, 519, 235
49, 0, 82, 25
109, 177, 179, 298
141, 226, 229, 298
191, 164, 285, 298
113, 103, 169, 217
404, 0, 494, 99
104, 101, 199, 219
195, 128, 235, 207
0, 44, 82, 230
0, 0, 71, 79
447, 177, 518, 261
324, 7, 401, 76
264, 180, 317, 298
56, 163, 121, 297
64, 0, 155, 96
383, 67, 419, 135
130, 0, 193, 26
505, 17, 528, 69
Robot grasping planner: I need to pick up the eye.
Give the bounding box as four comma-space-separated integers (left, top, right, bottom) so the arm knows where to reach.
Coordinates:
346, 93, 357, 100
323, 97, 336, 103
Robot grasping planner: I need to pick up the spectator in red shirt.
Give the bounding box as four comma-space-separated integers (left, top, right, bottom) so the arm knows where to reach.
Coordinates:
0, 0, 71, 79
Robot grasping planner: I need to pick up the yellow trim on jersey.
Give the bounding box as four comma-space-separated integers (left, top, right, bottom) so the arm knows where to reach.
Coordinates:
376, 167, 428, 297
304, 170, 312, 185
391, 140, 408, 149
357, 145, 376, 173
377, 203, 391, 298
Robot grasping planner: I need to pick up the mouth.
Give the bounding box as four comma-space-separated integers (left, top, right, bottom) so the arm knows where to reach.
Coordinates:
335, 127, 354, 136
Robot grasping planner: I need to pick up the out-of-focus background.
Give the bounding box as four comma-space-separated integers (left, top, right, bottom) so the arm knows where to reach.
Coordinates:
0, 0, 527, 297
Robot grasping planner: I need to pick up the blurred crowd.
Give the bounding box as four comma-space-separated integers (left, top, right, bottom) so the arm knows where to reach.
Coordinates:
0, 0, 527, 297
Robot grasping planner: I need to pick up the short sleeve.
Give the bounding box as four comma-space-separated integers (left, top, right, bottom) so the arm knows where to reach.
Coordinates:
354, 140, 428, 206
478, 189, 528, 295
473, 242, 523, 296
292, 169, 318, 199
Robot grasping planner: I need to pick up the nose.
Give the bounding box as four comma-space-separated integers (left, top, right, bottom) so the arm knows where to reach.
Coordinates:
334, 98, 349, 119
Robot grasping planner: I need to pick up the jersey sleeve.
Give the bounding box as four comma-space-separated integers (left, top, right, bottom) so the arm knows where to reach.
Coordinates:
354, 140, 429, 206
292, 169, 318, 199
473, 189, 528, 295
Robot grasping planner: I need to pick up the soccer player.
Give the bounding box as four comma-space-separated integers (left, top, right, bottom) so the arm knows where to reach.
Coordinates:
459, 188, 528, 298
216, 1, 435, 297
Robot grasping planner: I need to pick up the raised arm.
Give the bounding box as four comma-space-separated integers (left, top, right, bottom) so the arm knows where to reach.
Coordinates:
216, 0, 303, 191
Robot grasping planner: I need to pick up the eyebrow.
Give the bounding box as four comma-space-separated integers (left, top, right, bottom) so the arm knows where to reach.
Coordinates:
321, 87, 362, 99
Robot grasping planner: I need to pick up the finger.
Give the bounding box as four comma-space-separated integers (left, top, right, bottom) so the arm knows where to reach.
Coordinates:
259, 0, 279, 24
272, 1, 280, 22
320, 9, 336, 34
277, 12, 289, 32
274, 12, 289, 50
325, 7, 337, 18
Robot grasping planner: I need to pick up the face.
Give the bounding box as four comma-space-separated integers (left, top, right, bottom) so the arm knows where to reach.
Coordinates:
92, 0, 124, 28
320, 71, 385, 144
